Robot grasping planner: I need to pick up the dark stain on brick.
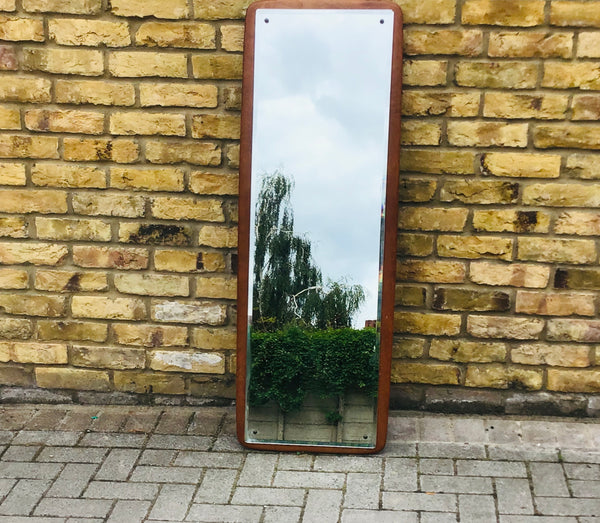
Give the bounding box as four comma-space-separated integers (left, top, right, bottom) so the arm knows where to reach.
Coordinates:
196, 253, 204, 270
480, 154, 491, 176
554, 269, 569, 289
151, 330, 163, 347
0, 46, 17, 70
506, 182, 519, 202
64, 273, 81, 292
97, 142, 112, 161
231, 253, 238, 274
432, 288, 446, 310
515, 211, 538, 232
491, 292, 511, 311
530, 97, 543, 111
129, 224, 191, 245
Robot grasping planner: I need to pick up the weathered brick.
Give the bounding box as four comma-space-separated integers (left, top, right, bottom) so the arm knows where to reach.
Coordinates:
0, 216, 26, 238
71, 345, 145, 370
36, 217, 111, 242
36, 367, 110, 391
223, 86, 241, 110
226, 143, 239, 168
192, 327, 236, 350
0, 75, 50, 102
136, 22, 214, 48
394, 311, 461, 336
196, 276, 236, 299
473, 210, 550, 233
154, 249, 226, 273
397, 233, 434, 257
433, 288, 510, 312
555, 268, 600, 290
392, 338, 425, 359
488, 31, 573, 58
462, 0, 544, 26
37, 320, 107, 342
481, 152, 561, 178
23, 0, 100, 14
431, 339, 506, 363
0, 105, 20, 129
112, 0, 188, 18
190, 172, 237, 196
516, 290, 595, 316
192, 54, 243, 79
119, 223, 192, 246
113, 371, 185, 394
109, 167, 184, 192
55, 79, 135, 106
402, 121, 442, 146
578, 32, 600, 58
397, 260, 465, 283
547, 319, 600, 342
140, 83, 217, 108
110, 112, 185, 136
398, 179, 437, 203
438, 235, 513, 261
1, 341, 67, 364
398, 207, 468, 231
483, 92, 568, 120
149, 349, 225, 374
63, 138, 139, 163
572, 95, 600, 120
555, 211, 600, 236
441, 180, 518, 204
23, 48, 103, 75
0, 134, 58, 159
0, 0, 15, 10
0, 267, 28, 289
465, 364, 542, 390
73, 246, 148, 270
0, 242, 67, 265
517, 237, 597, 264
455, 61, 538, 88
550, 1, 600, 27
0, 45, 17, 69
535, 124, 600, 150
115, 273, 189, 297
523, 182, 600, 207
403, 60, 447, 86
198, 226, 237, 248
400, 149, 475, 174
448, 121, 528, 147
542, 62, 600, 89
49, 19, 130, 47
0, 317, 32, 338
512, 343, 591, 367
192, 114, 240, 140
0, 162, 25, 184
151, 196, 224, 221
402, 91, 479, 117
0, 189, 66, 213
405, 29, 483, 56
395, 285, 426, 307
35, 270, 107, 293
0, 15, 43, 41
193, 0, 251, 20
470, 261, 549, 288
113, 324, 187, 347
25, 108, 104, 134
32, 163, 106, 188
0, 365, 33, 386
468, 315, 544, 339
145, 140, 221, 166
565, 154, 600, 179
72, 192, 145, 218
109, 51, 187, 78
391, 362, 460, 385
152, 300, 227, 325
72, 296, 146, 320
220, 23, 243, 52
547, 369, 600, 393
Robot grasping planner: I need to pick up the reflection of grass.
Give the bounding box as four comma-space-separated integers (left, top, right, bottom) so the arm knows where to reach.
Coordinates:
248, 326, 378, 417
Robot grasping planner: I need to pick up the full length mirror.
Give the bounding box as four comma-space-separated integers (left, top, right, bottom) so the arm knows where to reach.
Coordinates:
237, 0, 403, 453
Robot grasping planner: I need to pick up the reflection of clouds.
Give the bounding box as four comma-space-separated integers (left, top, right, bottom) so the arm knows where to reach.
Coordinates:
251, 9, 394, 327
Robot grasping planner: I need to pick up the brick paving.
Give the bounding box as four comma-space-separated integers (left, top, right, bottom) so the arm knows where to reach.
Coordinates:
0, 405, 599, 522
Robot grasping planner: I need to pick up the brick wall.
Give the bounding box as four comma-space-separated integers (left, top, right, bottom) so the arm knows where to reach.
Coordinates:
0, 0, 598, 413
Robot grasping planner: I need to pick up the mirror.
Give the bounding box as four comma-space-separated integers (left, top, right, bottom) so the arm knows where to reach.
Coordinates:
237, 0, 403, 453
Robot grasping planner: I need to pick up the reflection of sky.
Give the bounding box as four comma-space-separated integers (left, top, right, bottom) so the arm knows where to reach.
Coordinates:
250, 9, 394, 327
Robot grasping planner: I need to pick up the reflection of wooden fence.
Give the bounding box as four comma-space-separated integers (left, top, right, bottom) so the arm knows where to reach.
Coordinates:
246, 392, 377, 447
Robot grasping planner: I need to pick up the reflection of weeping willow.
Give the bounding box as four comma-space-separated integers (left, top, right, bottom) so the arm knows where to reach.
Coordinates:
252, 170, 365, 330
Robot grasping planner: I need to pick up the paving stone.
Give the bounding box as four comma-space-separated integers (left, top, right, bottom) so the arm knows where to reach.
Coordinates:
556, 424, 595, 449
561, 450, 600, 464
37, 447, 107, 463
419, 442, 486, 459
139, 450, 176, 466
535, 497, 600, 516
0, 462, 62, 480
420, 475, 493, 494
303, 489, 343, 522
94, 448, 141, 481
0, 479, 14, 501
13, 431, 81, 446
564, 463, 600, 480
0, 517, 68, 523
384, 458, 417, 491
1, 445, 40, 461
232, 486, 305, 506
387, 416, 419, 441
484, 419, 523, 445
520, 422, 560, 447
87, 411, 129, 432
194, 468, 237, 504
149, 484, 195, 520
452, 418, 487, 444
420, 458, 455, 475
107, 500, 151, 523
500, 517, 576, 523
456, 459, 527, 477
263, 506, 302, 523
314, 455, 382, 473
122, 411, 161, 434
238, 454, 277, 486
147, 435, 211, 451
173, 450, 243, 468
57, 408, 100, 432
273, 470, 345, 489
420, 513, 458, 523
0, 433, 14, 445
211, 435, 245, 452
488, 446, 559, 462
0, 409, 36, 430
277, 454, 313, 471
129, 466, 203, 484
34, 498, 113, 518
0, 478, 50, 516
79, 433, 146, 448
420, 417, 455, 442
84, 480, 159, 500
185, 504, 262, 522
458, 494, 497, 523
25, 410, 68, 430
569, 479, 600, 498
188, 409, 224, 436
382, 492, 457, 512
531, 462, 570, 497
46, 464, 98, 498
155, 410, 193, 434
341, 509, 418, 523
379, 443, 417, 457
344, 472, 380, 509
496, 477, 534, 514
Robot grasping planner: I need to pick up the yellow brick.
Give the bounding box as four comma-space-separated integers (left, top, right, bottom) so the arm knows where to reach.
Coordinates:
399, 179, 438, 203
483, 92, 569, 120
0, 189, 66, 213
0, 317, 32, 338
462, 0, 544, 26
118, 222, 192, 246
32, 163, 106, 188
548, 318, 600, 342
109, 51, 187, 78
0, 135, 58, 159
516, 291, 595, 316
456, 61, 538, 88
5, 341, 67, 364
555, 211, 600, 236
0, 15, 44, 41
392, 338, 425, 359
517, 237, 597, 264
55, 79, 135, 106
154, 249, 226, 272
578, 32, 600, 58
448, 121, 528, 147
0, 293, 65, 316
547, 369, 600, 393
36, 367, 110, 391
0, 75, 50, 102
391, 362, 460, 385
114, 273, 189, 297
402, 121, 441, 146
441, 180, 518, 204
523, 182, 600, 207
397, 260, 466, 283
403, 60, 447, 86
190, 171, 238, 195
0, 242, 67, 265
196, 276, 236, 299
223, 86, 241, 110
111, 0, 188, 19
0, 0, 14, 10
395, 0, 456, 23
542, 62, 600, 89
23, 48, 103, 75
25, 109, 104, 134
400, 149, 475, 174
73, 246, 148, 270
34, 270, 107, 292
438, 235, 513, 261
63, 138, 139, 163
565, 154, 600, 179
49, 19, 130, 46
192, 114, 240, 139
192, 327, 236, 350
470, 261, 549, 288
192, 54, 243, 79
512, 343, 591, 367
72, 296, 146, 320
0, 216, 26, 238
110, 167, 184, 192
468, 315, 544, 339
114, 371, 185, 394
72, 192, 145, 218
397, 233, 434, 257
198, 225, 237, 248
113, 323, 188, 347
430, 339, 506, 363
23, 0, 100, 14
481, 152, 561, 178
405, 29, 483, 56
572, 95, 600, 120
465, 364, 542, 390
0, 268, 27, 289
473, 210, 550, 233
71, 345, 145, 370
140, 83, 218, 108
146, 140, 221, 166
0, 105, 19, 129
136, 22, 215, 48
0, 162, 25, 184
394, 311, 461, 335
149, 349, 225, 374
110, 112, 185, 136
151, 196, 224, 221
550, 1, 600, 27
398, 207, 468, 231
488, 31, 573, 58
226, 144, 239, 168
36, 217, 111, 241
37, 320, 107, 342
193, 0, 251, 20
220, 23, 243, 52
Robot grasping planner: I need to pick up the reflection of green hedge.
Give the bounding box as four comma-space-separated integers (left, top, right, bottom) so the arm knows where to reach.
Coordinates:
247, 326, 378, 413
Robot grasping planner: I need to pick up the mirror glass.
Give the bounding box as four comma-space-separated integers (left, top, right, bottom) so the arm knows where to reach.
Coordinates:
239, 3, 401, 451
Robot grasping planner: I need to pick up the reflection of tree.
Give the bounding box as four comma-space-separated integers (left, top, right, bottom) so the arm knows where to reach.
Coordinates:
252, 170, 365, 331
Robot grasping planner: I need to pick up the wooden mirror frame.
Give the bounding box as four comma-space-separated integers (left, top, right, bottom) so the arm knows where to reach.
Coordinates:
236, 0, 403, 454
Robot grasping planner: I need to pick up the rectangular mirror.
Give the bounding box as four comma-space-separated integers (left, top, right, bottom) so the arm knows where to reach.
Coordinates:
237, 0, 403, 453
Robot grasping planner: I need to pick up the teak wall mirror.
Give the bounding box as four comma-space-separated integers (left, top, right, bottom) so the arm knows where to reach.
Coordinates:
236, 0, 403, 453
